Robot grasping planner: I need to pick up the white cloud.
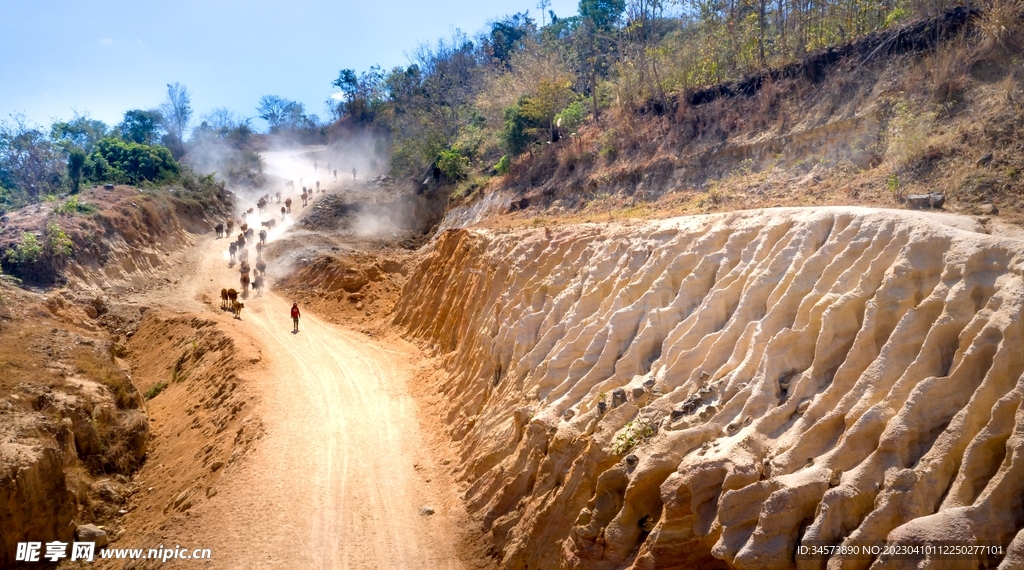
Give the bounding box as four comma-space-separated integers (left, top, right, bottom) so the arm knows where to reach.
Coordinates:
98, 38, 114, 45
330, 92, 346, 101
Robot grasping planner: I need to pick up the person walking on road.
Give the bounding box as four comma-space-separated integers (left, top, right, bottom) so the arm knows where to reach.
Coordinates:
291, 302, 301, 332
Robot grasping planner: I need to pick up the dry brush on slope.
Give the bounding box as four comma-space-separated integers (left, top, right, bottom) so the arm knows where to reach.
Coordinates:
395, 208, 1024, 569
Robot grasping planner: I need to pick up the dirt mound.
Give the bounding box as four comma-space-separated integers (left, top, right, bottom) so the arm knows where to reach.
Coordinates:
107, 310, 264, 557
275, 251, 411, 332
395, 207, 1024, 569
0, 183, 229, 288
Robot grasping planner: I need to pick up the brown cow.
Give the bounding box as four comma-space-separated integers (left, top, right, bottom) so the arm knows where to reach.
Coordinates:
253, 274, 264, 295
240, 260, 251, 275
226, 219, 235, 234
285, 198, 292, 212
240, 223, 248, 233
240, 272, 250, 295
256, 258, 266, 276
215, 222, 224, 238
281, 206, 287, 220
257, 197, 267, 213
229, 242, 237, 262
260, 219, 276, 229
232, 300, 244, 318
301, 191, 308, 207
239, 248, 249, 264
220, 288, 229, 309
244, 227, 255, 241
259, 229, 267, 245
255, 241, 263, 256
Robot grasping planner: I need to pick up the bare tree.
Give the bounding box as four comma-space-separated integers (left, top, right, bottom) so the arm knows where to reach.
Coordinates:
162, 82, 192, 156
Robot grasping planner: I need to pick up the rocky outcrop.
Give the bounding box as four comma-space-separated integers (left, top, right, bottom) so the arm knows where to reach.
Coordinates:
394, 208, 1024, 569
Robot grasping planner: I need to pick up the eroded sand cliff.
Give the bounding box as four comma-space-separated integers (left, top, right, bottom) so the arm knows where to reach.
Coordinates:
395, 207, 1024, 569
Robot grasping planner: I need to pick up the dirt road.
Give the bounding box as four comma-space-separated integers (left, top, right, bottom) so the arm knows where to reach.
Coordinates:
131, 228, 466, 569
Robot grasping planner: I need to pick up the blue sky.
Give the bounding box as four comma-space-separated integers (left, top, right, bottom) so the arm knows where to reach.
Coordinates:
0, 0, 579, 130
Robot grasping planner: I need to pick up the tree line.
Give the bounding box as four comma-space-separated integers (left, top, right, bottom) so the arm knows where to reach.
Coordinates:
323, 0, 961, 182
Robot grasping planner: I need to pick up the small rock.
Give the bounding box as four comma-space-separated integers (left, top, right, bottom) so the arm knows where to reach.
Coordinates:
210, 461, 224, 472
562, 409, 575, 420
906, 193, 945, 210
631, 386, 646, 400
797, 400, 810, 414
75, 524, 109, 548
978, 203, 999, 215
829, 469, 843, 487
597, 401, 607, 414
94, 481, 123, 504
611, 388, 627, 408
699, 371, 710, 381
643, 378, 656, 389
419, 506, 435, 516
805, 457, 815, 468
670, 409, 686, 421
977, 153, 993, 167
441, 459, 450, 465
207, 487, 218, 498
726, 422, 741, 436
625, 454, 639, 467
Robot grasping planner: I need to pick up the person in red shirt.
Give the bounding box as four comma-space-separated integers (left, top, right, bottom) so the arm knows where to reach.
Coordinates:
291, 302, 301, 332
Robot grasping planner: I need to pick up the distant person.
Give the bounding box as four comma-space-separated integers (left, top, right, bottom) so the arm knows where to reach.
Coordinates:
314, 161, 317, 172
333, 169, 338, 182
291, 302, 301, 332
352, 167, 357, 180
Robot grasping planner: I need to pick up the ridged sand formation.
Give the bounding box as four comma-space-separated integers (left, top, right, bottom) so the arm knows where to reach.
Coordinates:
394, 208, 1024, 570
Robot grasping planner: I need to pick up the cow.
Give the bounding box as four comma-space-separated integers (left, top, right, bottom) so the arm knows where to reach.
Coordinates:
259, 229, 267, 245
241, 211, 247, 221
253, 274, 264, 295
236, 234, 246, 249
227, 288, 238, 303
257, 197, 267, 213
285, 198, 292, 212
240, 272, 250, 295
275, 191, 282, 203
226, 219, 235, 234
240, 260, 251, 275
260, 219, 276, 229
255, 241, 263, 256
220, 288, 229, 309
239, 248, 249, 264
232, 300, 244, 318
281, 206, 287, 220
215, 222, 224, 238
301, 191, 308, 207
246, 207, 254, 215
240, 223, 248, 233
245, 227, 255, 241
256, 258, 266, 277
229, 242, 238, 262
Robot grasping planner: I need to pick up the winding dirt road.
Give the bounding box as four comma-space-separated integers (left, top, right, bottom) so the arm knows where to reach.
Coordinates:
135, 225, 467, 569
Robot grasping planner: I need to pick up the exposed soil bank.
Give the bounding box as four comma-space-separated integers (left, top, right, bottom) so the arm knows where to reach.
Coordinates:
395, 207, 1024, 569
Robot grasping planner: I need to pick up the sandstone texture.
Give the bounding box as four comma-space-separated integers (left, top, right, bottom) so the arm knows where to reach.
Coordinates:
395, 207, 1024, 569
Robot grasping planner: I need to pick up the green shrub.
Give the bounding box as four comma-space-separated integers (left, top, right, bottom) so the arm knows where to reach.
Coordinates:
54, 195, 98, 216
85, 138, 179, 185
437, 147, 469, 181
494, 155, 511, 174
144, 381, 168, 400
5, 232, 43, 265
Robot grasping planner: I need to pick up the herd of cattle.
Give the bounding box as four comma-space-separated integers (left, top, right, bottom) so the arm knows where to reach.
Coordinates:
213, 184, 327, 319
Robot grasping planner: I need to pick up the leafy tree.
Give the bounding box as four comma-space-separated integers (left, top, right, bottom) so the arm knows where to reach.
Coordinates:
119, 109, 164, 145
501, 99, 534, 156
67, 149, 86, 193
487, 12, 536, 66
579, 0, 625, 31
331, 66, 387, 125
257, 95, 305, 131
50, 114, 110, 153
